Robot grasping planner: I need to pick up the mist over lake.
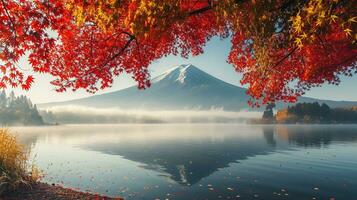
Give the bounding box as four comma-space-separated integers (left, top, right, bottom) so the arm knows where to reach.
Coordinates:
40, 106, 261, 124
13, 124, 357, 200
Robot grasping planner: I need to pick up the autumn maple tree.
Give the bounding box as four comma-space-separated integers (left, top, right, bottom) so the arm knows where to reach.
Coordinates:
0, 0, 356, 105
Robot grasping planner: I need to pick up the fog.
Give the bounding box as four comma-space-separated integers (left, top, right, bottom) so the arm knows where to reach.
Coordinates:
40, 106, 261, 124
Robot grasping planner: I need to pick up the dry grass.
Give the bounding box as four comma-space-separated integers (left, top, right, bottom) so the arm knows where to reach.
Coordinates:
0, 128, 41, 195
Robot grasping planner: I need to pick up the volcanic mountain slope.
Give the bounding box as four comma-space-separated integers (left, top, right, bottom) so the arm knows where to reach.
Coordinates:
41, 64, 249, 110
40, 64, 357, 110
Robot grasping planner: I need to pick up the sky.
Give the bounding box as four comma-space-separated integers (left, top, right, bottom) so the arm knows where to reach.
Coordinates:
8, 37, 357, 104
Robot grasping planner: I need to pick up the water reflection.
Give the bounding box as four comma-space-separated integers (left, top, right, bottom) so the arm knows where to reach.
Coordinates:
262, 126, 276, 147
274, 125, 357, 147
82, 133, 276, 185
14, 124, 357, 187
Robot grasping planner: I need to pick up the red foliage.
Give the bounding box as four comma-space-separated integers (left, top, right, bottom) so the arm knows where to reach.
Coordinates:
0, 0, 356, 105
229, 25, 356, 105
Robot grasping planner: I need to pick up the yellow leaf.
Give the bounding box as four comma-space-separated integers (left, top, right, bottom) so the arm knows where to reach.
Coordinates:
300, 33, 308, 39
348, 17, 357, 23
294, 38, 303, 48
344, 28, 352, 36
330, 15, 338, 22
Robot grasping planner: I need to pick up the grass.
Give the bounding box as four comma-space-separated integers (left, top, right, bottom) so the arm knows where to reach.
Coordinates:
0, 128, 41, 195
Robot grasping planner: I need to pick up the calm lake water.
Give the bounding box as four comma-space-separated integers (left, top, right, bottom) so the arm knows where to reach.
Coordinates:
13, 124, 357, 200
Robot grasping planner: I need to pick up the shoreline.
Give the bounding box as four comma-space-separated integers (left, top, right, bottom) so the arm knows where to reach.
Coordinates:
1, 182, 123, 200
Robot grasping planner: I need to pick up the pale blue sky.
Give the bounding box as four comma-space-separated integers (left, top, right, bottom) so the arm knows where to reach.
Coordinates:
8, 37, 357, 104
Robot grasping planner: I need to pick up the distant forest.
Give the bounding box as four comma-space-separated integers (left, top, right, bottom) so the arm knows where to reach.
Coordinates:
0, 91, 44, 126
276, 102, 357, 124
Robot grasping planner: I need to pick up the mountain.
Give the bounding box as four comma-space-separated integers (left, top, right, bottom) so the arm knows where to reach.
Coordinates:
40, 64, 357, 110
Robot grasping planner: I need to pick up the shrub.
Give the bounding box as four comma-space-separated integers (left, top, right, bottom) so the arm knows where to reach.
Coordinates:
0, 129, 41, 195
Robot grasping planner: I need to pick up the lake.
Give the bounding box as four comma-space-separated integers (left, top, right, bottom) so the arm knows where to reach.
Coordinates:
13, 124, 357, 200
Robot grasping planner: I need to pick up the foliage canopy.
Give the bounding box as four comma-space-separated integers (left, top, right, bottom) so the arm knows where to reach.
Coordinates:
0, 0, 356, 105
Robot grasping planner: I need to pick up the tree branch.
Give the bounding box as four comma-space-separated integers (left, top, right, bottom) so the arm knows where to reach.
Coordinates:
100, 33, 135, 69
326, 55, 357, 70
1, 0, 17, 42
273, 46, 298, 68
188, 5, 212, 16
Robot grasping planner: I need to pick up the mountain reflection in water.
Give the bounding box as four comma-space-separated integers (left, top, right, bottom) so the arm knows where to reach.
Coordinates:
13, 124, 357, 200
83, 125, 357, 185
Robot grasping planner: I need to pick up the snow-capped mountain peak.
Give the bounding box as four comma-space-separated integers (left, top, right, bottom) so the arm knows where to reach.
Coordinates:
152, 64, 194, 84
176, 64, 191, 83
152, 64, 218, 86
